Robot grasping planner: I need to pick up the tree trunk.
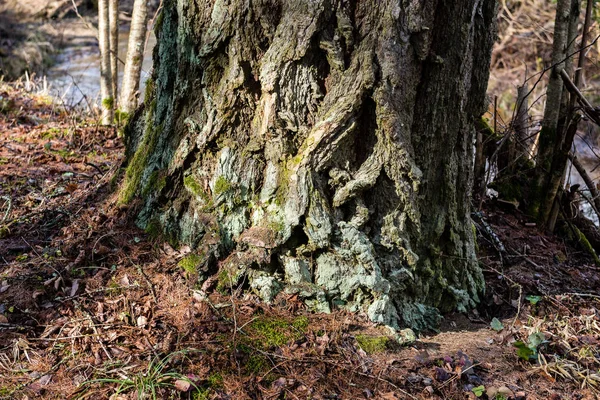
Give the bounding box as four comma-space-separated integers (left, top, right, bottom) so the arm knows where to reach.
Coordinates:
514, 84, 531, 160
545, 0, 580, 232
119, 0, 148, 114
122, 0, 497, 331
98, 0, 114, 124
109, 0, 119, 110
528, 0, 572, 224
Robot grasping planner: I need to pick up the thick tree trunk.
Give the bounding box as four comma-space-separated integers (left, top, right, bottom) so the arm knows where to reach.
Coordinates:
122, 0, 497, 331
98, 0, 114, 124
119, 0, 148, 114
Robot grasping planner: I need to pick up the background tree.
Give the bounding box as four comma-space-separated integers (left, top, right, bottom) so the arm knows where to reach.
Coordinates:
121, 0, 497, 331
109, 0, 119, 111
529, 0, 580, 228
98, 0, 113, 124
119, 0, 148, 114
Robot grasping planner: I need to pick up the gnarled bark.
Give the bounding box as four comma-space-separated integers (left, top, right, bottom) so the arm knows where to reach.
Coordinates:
123, 0, 497, 331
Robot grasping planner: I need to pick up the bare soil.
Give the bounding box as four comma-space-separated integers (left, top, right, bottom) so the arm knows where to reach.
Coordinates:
0, 83, 599, 399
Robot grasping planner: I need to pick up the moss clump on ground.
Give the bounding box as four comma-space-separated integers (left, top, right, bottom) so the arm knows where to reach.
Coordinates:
221, 315, 310, 375
355, 334, 390, 354
248, 316, 309, 349
178, 254, 202, 275
236, 344, 269, 374
489, 178, 523, 202
216, 268, 233, 293
207, 372, 223, 388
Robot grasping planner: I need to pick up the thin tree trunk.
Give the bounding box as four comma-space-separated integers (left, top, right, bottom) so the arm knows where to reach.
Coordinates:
109, 0, 119, 111
98, 0, 114, 124
514, 84, 531, 159
529, 0, 573, 224
544, 0, 581, 231
121, 0, 497, 331
119, 0, 148, 114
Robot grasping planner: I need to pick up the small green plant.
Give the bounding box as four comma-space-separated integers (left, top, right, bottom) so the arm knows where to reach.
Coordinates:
193, 388, 212, 400
525, 295, 542, 305
513, 331, 546, 361
80, 351, 197, 399
472, 385, 485, 397
490, 317, 504, 332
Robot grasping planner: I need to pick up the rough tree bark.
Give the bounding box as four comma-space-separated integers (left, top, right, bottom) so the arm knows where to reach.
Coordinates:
119, 0, 148, 114
122, 0, 497, 331
98, 0, 114, 124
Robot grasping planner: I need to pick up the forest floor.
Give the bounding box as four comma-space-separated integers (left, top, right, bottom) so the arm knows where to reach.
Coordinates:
1, 82, 600, 400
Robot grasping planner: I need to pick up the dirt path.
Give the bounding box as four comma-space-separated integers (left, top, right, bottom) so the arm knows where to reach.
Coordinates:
0, 82, 598, 400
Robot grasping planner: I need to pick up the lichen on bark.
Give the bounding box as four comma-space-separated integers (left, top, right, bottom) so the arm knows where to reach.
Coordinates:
123, 0, 497, 331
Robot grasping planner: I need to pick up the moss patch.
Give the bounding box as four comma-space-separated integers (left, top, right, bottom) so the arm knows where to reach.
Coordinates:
102, 96, 114, 109
118, 107, 162, 204
573, 226, 600, 265
144, 219, 162, 238
214, 176, 233, 196
237, 344, 269, 374
144, 78, 155, 107
207, 372, 223, 388
178, 254, 202, 275
142, 170, 167, 197
248, 316, 309, 349
355, 334, 390, 354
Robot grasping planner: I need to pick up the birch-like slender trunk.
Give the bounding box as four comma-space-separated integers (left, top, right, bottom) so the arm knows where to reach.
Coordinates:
109, 0, 119, 111
119, 0, 148, 114
98, 0, 114, 124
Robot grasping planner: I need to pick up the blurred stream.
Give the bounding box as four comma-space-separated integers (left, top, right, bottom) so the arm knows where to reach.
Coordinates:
46, 27, 155, 109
